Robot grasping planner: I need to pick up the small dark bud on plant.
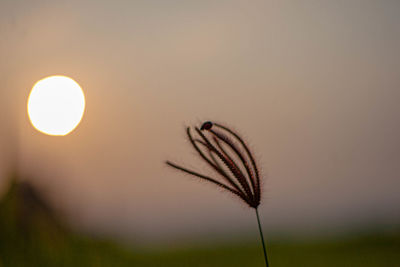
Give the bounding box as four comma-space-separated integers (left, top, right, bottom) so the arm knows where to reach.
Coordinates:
201, 121, 213, 130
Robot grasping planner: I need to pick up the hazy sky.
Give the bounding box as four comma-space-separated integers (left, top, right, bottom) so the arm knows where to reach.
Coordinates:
1, 0, 400, 244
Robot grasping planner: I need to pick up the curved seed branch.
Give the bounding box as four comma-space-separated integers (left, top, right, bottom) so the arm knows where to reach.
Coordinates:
213, 123, 261, 202
165, 161, 248, 202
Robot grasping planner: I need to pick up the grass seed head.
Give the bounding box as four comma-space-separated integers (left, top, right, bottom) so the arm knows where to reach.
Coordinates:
166, 121, 261, 208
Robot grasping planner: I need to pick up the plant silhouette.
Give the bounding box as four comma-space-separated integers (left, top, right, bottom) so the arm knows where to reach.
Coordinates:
166, 121, 270, 266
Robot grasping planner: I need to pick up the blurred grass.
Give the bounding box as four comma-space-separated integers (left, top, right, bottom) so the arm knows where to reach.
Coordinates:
0, 179, 399, 266
134, 233, 400, 267
1, 231, 399, 267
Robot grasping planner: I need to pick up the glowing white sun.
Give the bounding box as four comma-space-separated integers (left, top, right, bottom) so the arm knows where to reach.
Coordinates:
27, 75, 86, 136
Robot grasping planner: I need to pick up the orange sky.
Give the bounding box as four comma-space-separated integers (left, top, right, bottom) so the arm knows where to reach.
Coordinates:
1, 0, 400, 243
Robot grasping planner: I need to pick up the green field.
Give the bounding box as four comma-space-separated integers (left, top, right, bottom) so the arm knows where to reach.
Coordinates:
1, 233, 399, 267
1, 180, 399, 266
136, 234, 400, 267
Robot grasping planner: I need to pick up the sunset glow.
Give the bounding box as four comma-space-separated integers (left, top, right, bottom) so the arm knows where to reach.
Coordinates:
27, 76, 85, 136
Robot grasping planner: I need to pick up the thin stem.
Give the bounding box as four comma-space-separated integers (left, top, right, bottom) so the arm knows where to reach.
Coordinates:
256, 208, 269, 267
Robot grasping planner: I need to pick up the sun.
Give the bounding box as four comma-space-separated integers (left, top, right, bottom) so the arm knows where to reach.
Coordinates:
27, 75, 86, 136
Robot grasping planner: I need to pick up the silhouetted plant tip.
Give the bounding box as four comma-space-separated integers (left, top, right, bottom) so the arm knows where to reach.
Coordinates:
200, 121, 213, 130
165, 121, 270, 267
